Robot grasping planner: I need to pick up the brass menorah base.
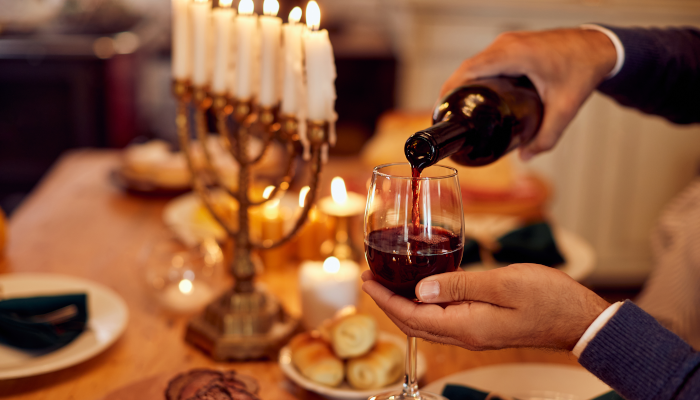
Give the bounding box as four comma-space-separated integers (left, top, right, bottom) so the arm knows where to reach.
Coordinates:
185, 287, 299, 360
174, 80, 328, 360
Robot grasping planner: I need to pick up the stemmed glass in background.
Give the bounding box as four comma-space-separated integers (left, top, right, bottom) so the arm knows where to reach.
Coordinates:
364, 163, 465, 400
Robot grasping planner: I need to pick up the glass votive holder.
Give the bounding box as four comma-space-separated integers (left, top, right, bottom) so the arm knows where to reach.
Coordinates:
142, 234, 224, 314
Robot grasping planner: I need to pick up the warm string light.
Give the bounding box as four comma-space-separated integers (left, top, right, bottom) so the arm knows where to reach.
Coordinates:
288, 6, 302, 24
238, 0, 254, 15
263, 0, 279, 16
305, 1, 320, 31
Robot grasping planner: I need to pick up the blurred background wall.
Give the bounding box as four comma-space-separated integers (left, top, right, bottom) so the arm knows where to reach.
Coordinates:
380, 0, 700, 286
1, 0, 700, 286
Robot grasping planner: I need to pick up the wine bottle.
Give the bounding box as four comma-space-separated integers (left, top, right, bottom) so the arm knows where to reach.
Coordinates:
404, 76, 543, 170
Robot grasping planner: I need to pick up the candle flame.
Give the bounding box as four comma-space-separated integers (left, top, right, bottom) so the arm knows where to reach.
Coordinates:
263, 0, 279, 16
306, 1, 320, 31
331, 177, 347, 205
299, 186, 310, 207
178, 279, 193, 294
238, 0, 254, 15
219, 0, 233, 7
289, 6, 302, 23
262, 185, 275, 199
323, 256, 340, 274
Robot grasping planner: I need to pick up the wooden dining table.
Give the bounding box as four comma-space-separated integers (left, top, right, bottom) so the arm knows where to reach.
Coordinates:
0, 150, 582, 400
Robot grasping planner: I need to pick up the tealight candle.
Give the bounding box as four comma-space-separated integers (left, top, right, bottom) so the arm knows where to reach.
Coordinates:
160, 278, 214, 313
299, 256, 360, 329
318, 176, 366, 217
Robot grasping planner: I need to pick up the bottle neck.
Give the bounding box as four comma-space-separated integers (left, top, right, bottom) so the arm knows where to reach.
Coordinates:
404, 120, 472, 171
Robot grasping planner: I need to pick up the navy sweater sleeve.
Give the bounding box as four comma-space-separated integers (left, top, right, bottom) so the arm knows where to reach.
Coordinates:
596, 26, 700, 124
578, 300, 700, 400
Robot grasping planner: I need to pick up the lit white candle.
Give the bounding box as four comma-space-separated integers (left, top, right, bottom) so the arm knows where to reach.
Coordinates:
190, 0, 213, 87
235, 0, 259, 100
281, 7, 305, 115
212, 0, 236, 94
259, 0, 281, 107
299, 256, 360, 329
319, 176, 366, 217
171, 0, 192, 80
303, 1, 337, 144
160, 279, 214, 313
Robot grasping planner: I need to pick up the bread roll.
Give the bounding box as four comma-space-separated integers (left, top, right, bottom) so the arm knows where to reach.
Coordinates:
347, 340, 404, 390
289, 333, 344, 387
326, 314, 377, 359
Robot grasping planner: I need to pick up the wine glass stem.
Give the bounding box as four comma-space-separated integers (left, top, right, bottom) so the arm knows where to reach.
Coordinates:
402, 336, 420, 398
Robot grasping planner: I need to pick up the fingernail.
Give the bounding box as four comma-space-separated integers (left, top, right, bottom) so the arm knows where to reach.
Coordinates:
418, 280, 440, 301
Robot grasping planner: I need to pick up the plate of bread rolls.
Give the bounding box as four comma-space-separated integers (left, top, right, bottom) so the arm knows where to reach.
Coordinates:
279, 313, 426, 400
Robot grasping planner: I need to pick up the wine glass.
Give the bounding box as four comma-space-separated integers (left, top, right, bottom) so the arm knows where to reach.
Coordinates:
364, 163, 464, 400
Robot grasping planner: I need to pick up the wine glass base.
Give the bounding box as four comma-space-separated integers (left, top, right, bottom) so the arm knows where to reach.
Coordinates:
368, 390, 447, 400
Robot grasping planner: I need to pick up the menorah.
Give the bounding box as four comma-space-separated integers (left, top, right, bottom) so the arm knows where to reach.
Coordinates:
172, 80, 329, 360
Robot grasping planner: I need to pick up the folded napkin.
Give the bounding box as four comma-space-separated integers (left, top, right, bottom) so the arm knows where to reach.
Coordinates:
461, 222, 565, 268
442, 384, 624, 400
0, 293, 88, 350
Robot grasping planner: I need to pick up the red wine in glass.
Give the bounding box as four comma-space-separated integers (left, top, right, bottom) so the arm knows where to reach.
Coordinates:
365, 226, 463, 299
365, 163, 463, 400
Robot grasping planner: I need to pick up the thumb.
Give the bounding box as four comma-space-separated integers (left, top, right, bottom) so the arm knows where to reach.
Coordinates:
415, 270, 507, 306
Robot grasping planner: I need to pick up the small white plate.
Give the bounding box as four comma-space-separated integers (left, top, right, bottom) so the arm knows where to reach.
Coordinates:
463, 227, 596, 282
0, 273, 129, 380
279, 332, 426, 400
422, 363, 611, 400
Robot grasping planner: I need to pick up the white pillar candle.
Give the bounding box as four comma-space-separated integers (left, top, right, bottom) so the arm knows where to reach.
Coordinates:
190, 0, 212, 87
258, 0, 281, 107
299, 257, 360, 329
235, 0, 259, 100
171, 0, 192, 80
212, 1, 236, 94
303, 1, 337, 147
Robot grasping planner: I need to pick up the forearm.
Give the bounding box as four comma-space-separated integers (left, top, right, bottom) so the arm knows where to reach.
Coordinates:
578, 300, 700, 399
596, 26, 700, 124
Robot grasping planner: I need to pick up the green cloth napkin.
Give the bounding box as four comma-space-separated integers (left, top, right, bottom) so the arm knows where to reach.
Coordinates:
493, 222, 565, 267
0, 293, 88, 350
442, 384, 490, 400
461, 222, 565, 268
441, 384, 623, 400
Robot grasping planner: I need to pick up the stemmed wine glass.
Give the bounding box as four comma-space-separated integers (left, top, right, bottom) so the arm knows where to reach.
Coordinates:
364, 163, 465, 400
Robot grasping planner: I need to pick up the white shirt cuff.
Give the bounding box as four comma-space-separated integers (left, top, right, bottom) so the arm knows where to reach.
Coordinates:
572, 301, 624, 358
580, 24, 625, 79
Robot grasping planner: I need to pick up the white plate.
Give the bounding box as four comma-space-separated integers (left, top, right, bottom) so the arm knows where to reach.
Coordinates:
463, 226, 596, 282
0, 273, 129, 380
279, 332, 427, 400
163, 192, 229, 247
422, 363, 611, 400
